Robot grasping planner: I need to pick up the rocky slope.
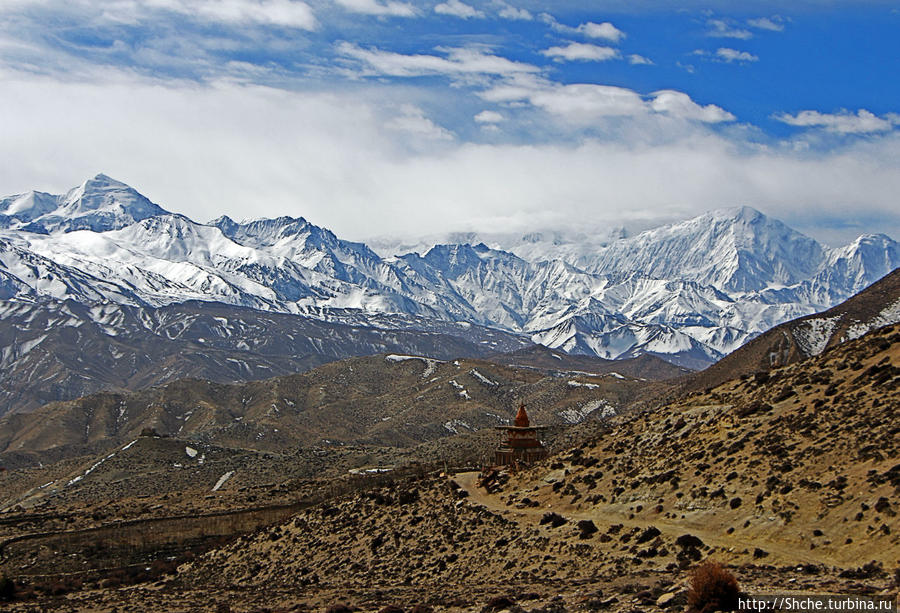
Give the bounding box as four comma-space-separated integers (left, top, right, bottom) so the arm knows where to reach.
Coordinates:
168, 321, 899, 611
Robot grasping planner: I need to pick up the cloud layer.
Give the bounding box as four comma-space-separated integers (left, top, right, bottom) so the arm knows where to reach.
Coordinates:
2, 76, 898, 245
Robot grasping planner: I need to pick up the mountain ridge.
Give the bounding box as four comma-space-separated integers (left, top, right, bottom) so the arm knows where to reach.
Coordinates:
1, 175, 897, 374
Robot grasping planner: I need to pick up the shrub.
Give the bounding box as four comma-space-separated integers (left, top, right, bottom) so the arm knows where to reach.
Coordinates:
687, 561, 740, 613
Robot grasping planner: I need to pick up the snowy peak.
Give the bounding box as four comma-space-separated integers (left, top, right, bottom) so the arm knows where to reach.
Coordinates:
815, 233, 900, 296
420, 242, 523, 275
584, 206, 826, 292
213, 214, 383, 271
0, 190, 60, 224
60, 173, 169, 219
0, 173, 169, 234
213, 215, 314, 247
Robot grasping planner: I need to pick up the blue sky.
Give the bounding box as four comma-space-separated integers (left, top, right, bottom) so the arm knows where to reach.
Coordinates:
0, 0, 898, 245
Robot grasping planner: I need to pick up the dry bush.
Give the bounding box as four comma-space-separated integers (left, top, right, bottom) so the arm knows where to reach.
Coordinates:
687, 561, 741, 613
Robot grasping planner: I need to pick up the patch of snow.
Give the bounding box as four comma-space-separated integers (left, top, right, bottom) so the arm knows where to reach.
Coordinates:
349, 467, 394, 474
211, 471, 235, 492
185, 446, 198, 458
66, 449, 119, 486
846, 297, 900, 341
448, 379, 471, 399
443, 419, 472, 434
792, 316, 840, 356
386, 354, 425, 363
567, 380, 600, 389
558, 399, 616, 424
386, 354, 444, 377
17, 334, 47, 356
470, 368, 497, 386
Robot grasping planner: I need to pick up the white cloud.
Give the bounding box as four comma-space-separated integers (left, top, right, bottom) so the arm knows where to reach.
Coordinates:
530, 85, 645, 120
540, 14, 625, 43
774, 109, 898, 134
542, 42, 620, 62
707, 19, 752, 40
386, 104, 454, 140
495, 2, 531, 21
337, 42, 540, 77
1, 0, 319, 29
482, 76, 733, 125
716, 48, 759, 63
474, 110, 504, 123
486, 82, 646, 122
434, 0, 483, 19
650, 90, 735, 123
628, 54, 653, 65
186, 0, 318, 28
1, 76, 899, 244
747, 16, 785, 32
333, 0, 417, 17
577, 22, 625, 43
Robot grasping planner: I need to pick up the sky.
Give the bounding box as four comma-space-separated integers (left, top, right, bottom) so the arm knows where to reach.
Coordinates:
0, 0, 898, 246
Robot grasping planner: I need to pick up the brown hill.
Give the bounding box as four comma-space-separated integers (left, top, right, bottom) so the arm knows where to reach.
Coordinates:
684, 267, 900, 393
0, 353, 646, 469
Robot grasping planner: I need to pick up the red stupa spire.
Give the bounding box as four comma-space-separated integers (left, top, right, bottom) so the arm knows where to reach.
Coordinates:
514, 403, 530, 427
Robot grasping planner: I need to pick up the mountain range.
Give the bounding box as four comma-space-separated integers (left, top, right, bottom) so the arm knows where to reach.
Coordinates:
1, 174, 898, 412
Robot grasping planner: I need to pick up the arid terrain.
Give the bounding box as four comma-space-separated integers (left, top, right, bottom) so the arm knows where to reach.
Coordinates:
1, 317, 898, 611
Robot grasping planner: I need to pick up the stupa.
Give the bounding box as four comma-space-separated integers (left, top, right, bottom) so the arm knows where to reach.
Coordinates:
493, 403, 548, 466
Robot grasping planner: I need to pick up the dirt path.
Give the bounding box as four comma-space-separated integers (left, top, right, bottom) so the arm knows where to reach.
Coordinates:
453, 471, 836, 567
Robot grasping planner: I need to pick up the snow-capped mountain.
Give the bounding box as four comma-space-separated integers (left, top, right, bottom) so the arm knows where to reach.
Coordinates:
0, 174, 168, 234
1, 174, 898, 371
578, 206, 829, 292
